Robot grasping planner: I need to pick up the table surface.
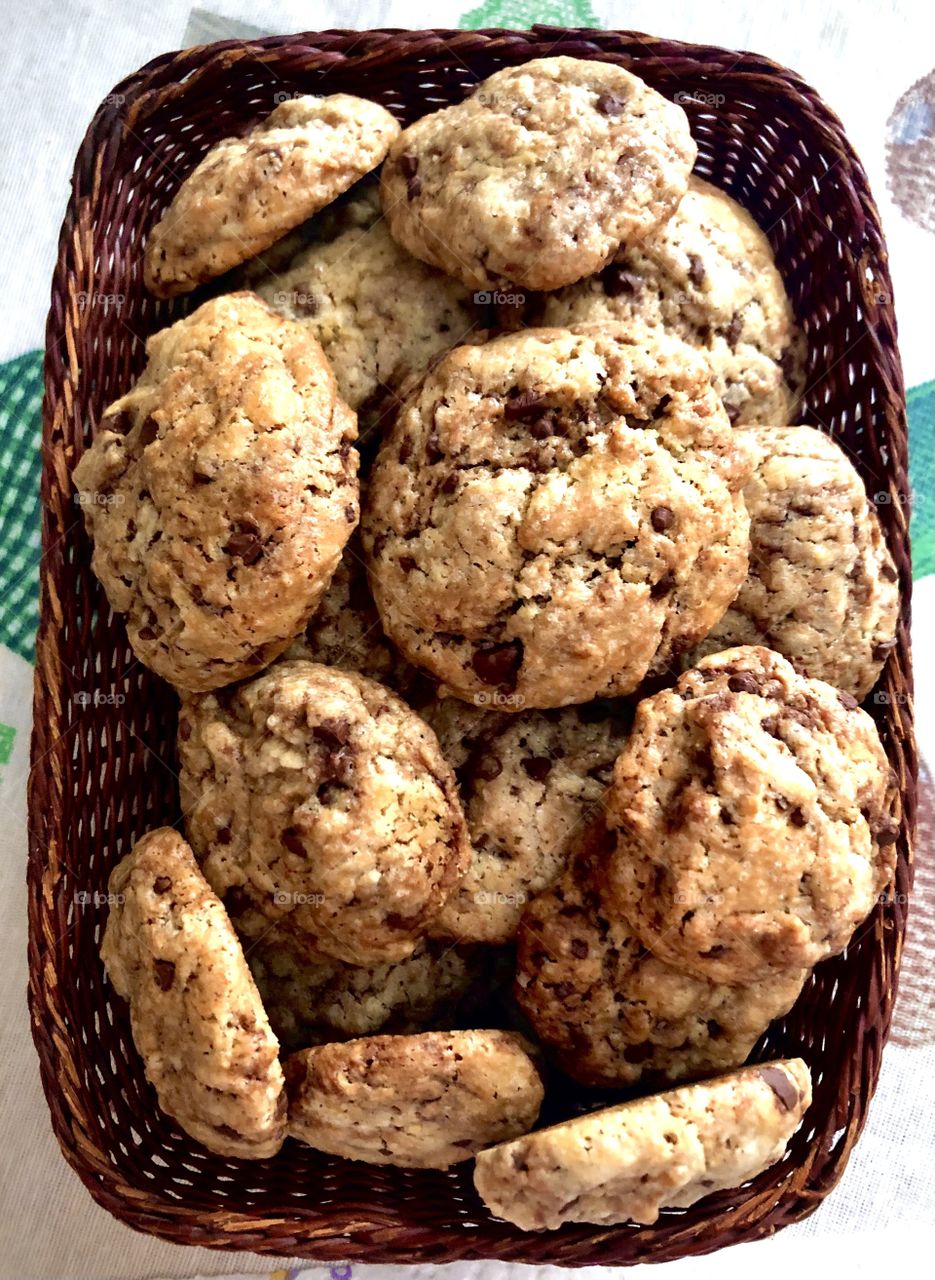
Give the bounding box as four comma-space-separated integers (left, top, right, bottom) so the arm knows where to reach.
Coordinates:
0, 3, 931, 1279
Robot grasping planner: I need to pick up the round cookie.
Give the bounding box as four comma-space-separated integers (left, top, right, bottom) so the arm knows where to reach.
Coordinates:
474, 1058, 811, 1229
380, 56, 695, 292
248, 936, 493, 1051
72, 293, 358, 692
539, 176, 805, 426
285, 1030, 543, 1168
100, 828, 286, 1159
690, 426, 900, 699
605, 646, 898, 983
516, 819, 807, 1087
258, 184, 482, 440
423, 698, 631, 943
363, 324, 752, 708
178, 660, 470, 965
144, 95, 400, 296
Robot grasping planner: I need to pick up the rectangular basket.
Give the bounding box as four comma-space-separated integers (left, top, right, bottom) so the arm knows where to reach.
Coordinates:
29, 25, 916, 1267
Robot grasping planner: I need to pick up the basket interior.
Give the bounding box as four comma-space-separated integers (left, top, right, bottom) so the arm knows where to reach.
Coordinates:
31, 29, 913, 1265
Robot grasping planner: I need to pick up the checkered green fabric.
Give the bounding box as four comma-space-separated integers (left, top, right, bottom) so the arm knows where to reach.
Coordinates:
462, 0, 598, 27
0, 350, 43, 662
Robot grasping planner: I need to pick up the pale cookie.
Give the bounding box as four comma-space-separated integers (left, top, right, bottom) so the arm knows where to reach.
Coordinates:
72, 293, 358, 692
258, 184, 481, 438
363, 324, 752, 708
248, 937, 500, 1051
178, 660, 469, 965
423, 698, 631, 942
144, 95, 400, 296
285, 1030, 543, 1168
100, 828, 285, 1159
690, 426, 900, 699
539, 176, 806, 426
605, 646, 898, 983
474, 1058, 811, 1229
516, 819, 806, 1086
380, 56, 695, 291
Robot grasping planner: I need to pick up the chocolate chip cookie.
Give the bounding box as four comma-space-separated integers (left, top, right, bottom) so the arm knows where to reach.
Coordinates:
363, 324, 752, 708
144, 95, 400, 296
605, 646, 898, 983
380, 57, 695, 291
423, 698, 631, 942
178, 660, 469, 965
474, 1058, 811, 1229
100, 828, 286, 1159
285, 1030, 543, 1167
72, 293, 358, 692
539, 176, 805, 426
516, 819, 807, 1086
690, 426, 900, 699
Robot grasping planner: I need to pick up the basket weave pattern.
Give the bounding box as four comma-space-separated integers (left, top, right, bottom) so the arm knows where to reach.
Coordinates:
30, 26, 915, 1265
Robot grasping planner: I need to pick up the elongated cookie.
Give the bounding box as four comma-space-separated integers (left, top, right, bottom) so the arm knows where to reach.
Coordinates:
179, 660, 469, 965
144, 95, 400, 296
381, 57, 695, 291
474, 1058, 811, 1229
100, 828, 286, 1159
539, 176, 805, 426
363, 324, 752, 708
516, 819, 806, 1086
606, 646, 898, 983
285, 1030, 543, 1167
72, 293, 358, 692
690, 426, 899, 699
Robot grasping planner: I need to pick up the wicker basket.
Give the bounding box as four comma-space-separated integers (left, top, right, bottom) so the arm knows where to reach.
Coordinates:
29, 25, 915, 1266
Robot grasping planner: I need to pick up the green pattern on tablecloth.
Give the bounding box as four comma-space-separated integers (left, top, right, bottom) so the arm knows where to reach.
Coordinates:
908, 379, 934, 578
462, 0, 598, 28
0, 350, 43, 662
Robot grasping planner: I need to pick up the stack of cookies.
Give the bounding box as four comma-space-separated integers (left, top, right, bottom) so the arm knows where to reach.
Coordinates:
73, 56, 900, 1231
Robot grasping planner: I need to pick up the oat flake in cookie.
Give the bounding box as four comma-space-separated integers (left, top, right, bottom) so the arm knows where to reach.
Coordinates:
363, 324, 752, 709
285, 1030, 543, 1168
380, 56, 695, 292
474, 1058, 811, 1230
606, 646, 898, 984
72, 293, 358, 692
540, 175, 806, 426
144, 95, 400, 297
178, 660, 469, 965
690, 426, 900, 699
516, 819, 806, 1087
100, 828, 286, 1159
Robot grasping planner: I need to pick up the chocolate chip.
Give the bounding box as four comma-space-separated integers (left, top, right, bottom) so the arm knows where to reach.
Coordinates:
139, 416, 160, 447
521, 756, 552, 783
700, 945, 726, 958
595, 90, 627, 116
153, 876, 172, 894
504, 389, 548, 421
529, 416, 555, 440
215, 1123, 243, 1140
790, 807, 807, 827
137, 626, 158, 641
650, 571, 676, 599
762, 716, 781, 737
706, 1019, 724, 1040
153, 959, 175, 991
224, 519, 263, 564
192, 468, 213, 484
874, 822, 899, 846
223, 886, 251, 915
426, 430, 444, 464
314, 720, 350, 748
471, 641, 523, 689
407, 175, 422, 200
872, 638, 897, 661
601, 263, 642, 298
217, 825, 233, 845
775, 795, 790, 812
570, 937, 589, 959
687, 254, 706, 286
440, 471, 459, 494
650, 505, 674, 533
838, 691, 859, 710
759, 1065, 799, 1112
726, 402, 742, 425
728, 672, 760, 694
345, 504, 356, 523
475, 754, 503, 782
294, 293, 318, 316
622, 1040, 654, 1063
398, 437, 412, 464
281, 826, 305, 855
104, 409, 132, 435
178, 717, 191, 741
881, 563, 898, 583
726, 314, 743, 347
399, 153, 419, 179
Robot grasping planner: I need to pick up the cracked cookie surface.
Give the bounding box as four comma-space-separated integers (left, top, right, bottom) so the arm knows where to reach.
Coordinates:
690, 426, 899, 699
516, 819, 806, 1086
605, 646, 897, 983
72, 293, 358, 692
179, 660, 469, 965
539, 176, 805, 426
380, 56, 695, 291
474, 1058, 810, 1229
100, 828, 286, 1159
144, 95, 400, 296
285, 1029, 543, 1167
363, 324, 752, 708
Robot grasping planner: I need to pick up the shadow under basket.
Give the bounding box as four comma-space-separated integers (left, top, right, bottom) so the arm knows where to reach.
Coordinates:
29, 24, 917, 1267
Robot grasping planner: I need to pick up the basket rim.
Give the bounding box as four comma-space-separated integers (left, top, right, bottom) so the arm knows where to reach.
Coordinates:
28, 23, 916, 1268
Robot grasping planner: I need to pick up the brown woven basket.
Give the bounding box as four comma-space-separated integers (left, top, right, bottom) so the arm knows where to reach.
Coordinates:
29, 25, 916, 1266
